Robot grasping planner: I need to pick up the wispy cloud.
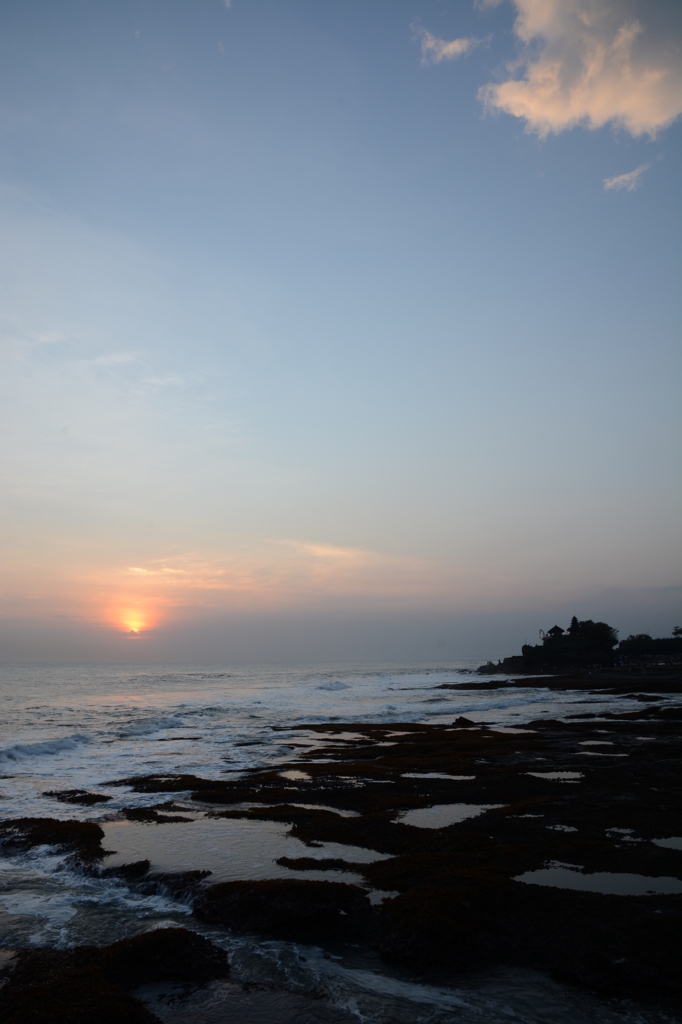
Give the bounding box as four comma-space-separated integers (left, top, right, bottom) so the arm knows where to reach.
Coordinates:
82, 351, 137, 367
603, 162, 651, 192
479, 0, 682, 138
284, 540, 370, 563
412, 24, 485, 66
141, 374, 184, 386
114, 540, 452, 615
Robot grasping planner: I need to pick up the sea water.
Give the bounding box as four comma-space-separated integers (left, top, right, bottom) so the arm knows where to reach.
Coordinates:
0, 662, 678, 1023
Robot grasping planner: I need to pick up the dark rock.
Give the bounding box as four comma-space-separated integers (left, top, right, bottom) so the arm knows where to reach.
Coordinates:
112, 774, 214, 794
0, 928, 228, 1024
122, 807, 194, 824
100, 859, 151, 880
97, 927, 229, 990
376, 886, 499, 970
0, 818, 105, 861
276, 856, 369, 873
137, 869, 212, 899
0, 967, 159, 1023
194, 878, 372, 942
43, 789, 112, 806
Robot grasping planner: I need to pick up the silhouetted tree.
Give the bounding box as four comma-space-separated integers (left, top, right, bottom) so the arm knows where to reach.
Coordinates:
522, 616, 619, 667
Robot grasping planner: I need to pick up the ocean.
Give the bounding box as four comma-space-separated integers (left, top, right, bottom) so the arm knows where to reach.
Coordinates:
0, 662, 677, 1023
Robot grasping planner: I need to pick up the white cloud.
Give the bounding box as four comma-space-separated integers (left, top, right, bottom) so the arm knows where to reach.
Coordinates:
141, 374, 184, 386
81, 351, 137, 367
479, 0, 682, 138
413, 24, 485, 65
603, 162, 651, 191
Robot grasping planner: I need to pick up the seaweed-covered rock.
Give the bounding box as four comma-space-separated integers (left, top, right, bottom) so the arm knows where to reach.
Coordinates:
43, 789, 112, 806
97, 927, 229, 990
137, 869, 212, 899
194, 878, 372, 942
0, 818, 105, 861
0, 928, 228, 1024
100, 859, 151, 880
0, 966, 158, 1024
121, 806, 194, 823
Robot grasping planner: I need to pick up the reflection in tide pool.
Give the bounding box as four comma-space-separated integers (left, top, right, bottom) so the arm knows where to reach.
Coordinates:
652, 836, 682, 851
401, 772, 476, 780
515, 862, 682, 896
103, 816, 390, 885
397, 803, 503, 829
527, 771, 582, 781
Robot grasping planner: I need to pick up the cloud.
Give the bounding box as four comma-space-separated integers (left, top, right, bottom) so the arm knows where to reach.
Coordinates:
141, 374, 184, 386
81, 351, 137, 367
603, 162, 651, 191
413, 24, 485, 65
109, 540, 460, 616
479, 0, 682, 138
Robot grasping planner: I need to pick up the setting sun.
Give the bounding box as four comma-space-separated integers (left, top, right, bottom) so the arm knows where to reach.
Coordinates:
119, 610, 149, 635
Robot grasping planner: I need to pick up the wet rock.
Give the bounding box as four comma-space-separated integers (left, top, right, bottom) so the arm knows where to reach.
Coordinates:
137, 869, 212, 900
122, 807, 195, 824
43, 789, 112, 806
0, 967, 158, 1023
275, 856, 369, 873
112, 774, 215, 794
0, 817, 105, 861
140, 977, 358, 1023
376, 886, 501, 970
97, 927, 229, 990
100, 859, 151, 880
0, 928, 228, 1024
194, 878, 372, 942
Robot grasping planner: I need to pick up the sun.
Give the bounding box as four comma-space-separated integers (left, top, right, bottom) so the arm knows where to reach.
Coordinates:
119, 610, 148, 636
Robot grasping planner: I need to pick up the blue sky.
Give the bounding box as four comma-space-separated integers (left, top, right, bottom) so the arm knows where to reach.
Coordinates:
1, 0, 680, 662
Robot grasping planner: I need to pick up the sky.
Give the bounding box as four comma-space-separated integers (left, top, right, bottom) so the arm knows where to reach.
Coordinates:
1, 0, 680, 664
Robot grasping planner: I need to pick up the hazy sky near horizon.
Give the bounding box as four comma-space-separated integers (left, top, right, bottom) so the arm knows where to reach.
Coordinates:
1, 0, 680, 662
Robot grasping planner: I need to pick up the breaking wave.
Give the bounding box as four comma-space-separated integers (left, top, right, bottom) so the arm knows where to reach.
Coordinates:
0, 734, 89, 765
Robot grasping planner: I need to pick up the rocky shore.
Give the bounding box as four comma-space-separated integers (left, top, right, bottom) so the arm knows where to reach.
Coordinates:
1, 669, 680, 1021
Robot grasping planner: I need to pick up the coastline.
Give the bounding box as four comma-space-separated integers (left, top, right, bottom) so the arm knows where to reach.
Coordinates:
1, 667, 681, 1021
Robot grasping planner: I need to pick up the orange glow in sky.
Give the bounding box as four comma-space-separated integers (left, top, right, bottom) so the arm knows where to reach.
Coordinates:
118, 609, 151, 635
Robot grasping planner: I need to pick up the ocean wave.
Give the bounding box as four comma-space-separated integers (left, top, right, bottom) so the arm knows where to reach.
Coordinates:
0, 734, 89, 765
115, 716, 186, 738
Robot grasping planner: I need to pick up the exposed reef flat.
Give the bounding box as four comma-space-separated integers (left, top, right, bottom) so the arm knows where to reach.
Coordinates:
1, 671, 680, 1019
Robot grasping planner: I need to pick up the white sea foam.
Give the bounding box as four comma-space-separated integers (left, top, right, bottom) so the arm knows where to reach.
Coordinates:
0, 734, 89, 765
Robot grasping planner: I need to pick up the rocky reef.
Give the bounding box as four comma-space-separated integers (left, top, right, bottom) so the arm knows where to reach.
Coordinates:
2, 668, 680, 1019
0, 928, 228, 1024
